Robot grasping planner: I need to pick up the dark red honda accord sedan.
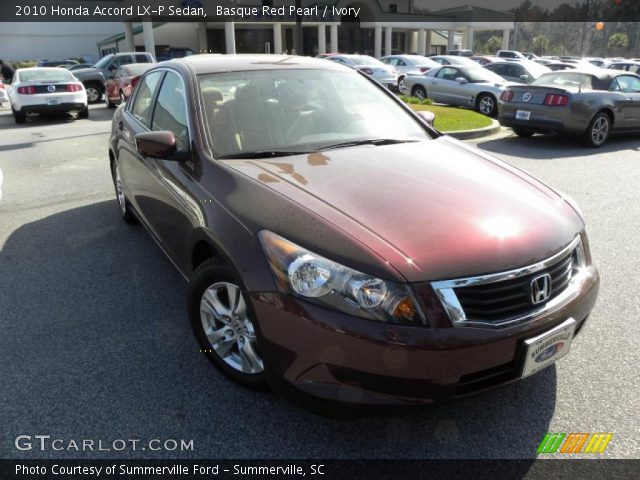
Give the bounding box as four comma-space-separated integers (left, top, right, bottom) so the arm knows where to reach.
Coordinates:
108, 55, 599, 406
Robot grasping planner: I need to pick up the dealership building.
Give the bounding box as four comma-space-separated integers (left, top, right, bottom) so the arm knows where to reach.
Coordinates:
1, 1, 514, 62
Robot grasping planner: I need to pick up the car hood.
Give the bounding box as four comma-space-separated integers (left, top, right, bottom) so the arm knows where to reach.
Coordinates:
222, 137, 583, 282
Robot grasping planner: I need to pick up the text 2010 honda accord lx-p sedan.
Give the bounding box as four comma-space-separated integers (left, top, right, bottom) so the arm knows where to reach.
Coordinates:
108, 55, 599, 406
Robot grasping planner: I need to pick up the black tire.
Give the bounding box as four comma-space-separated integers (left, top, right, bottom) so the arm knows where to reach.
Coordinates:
188, 257, 268, 390
84, 82, 103, 104
13, 108, 26, 124
110, 160, 137, 224
78, 106, 89, 119
476, 93, 497, 117
513, 127, 534, 138
397, 76, 405, 91
412, 85, 427, 101
583, 111, 611, 148
119, 91, 126, 105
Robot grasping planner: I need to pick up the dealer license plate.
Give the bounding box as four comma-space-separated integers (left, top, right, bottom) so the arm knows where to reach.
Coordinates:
515, 110, 531, 120
521, 318, 576, 378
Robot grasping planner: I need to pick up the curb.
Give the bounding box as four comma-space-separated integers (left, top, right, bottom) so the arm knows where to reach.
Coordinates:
442, 119, 501, 140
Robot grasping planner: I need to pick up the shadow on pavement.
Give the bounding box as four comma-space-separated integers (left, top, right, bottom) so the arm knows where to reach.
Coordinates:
477, 131, 640, 160
0, 201, 555, 467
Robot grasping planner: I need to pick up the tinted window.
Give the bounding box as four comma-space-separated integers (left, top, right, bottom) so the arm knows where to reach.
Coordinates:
135, 54, 152, 63
152, 72, 189, 151
129, 71, 163, 128
436, 67, 459, 80
111, 55, 131, 68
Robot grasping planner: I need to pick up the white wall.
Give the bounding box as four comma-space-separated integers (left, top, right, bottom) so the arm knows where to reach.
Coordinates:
0, 22, 123, 62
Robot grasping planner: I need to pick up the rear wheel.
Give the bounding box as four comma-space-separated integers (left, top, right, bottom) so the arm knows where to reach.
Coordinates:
412, 85, 427, 101
77, 106, 89, 119
476, 94, 497, 116
188, 258, 268, 390
84, 82, 103, 104
584, 111, 610, 147
513, 127, 534, 138
105, 90, 115, 108
119, 91, 126, 105
12, 108, 26, 124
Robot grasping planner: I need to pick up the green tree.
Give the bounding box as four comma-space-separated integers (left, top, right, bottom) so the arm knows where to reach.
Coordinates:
484, 36, 502, 54
608, 32, 629, 55
531, 35, 550, 55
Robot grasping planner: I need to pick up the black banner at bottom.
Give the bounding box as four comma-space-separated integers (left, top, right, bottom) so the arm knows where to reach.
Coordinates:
2, 459, 640, 480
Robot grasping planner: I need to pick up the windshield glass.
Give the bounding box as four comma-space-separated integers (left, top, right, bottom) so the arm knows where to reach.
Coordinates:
533, 72, 594, 89
464, 67, 506, 83
19, 69, 75, 83
94, 55, 114, 69
199, 69, 431, 158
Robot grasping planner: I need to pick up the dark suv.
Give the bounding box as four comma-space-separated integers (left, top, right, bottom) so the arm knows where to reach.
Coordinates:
109, 55, 599, 406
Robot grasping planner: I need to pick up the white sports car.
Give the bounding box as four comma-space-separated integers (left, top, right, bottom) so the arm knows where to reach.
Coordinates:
8, 67, 88, 124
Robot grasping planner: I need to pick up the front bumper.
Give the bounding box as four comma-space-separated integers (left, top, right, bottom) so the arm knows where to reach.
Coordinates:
251, 265, 599, 406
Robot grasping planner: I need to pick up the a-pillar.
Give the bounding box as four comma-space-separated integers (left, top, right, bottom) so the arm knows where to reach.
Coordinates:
225, 22, 236, 54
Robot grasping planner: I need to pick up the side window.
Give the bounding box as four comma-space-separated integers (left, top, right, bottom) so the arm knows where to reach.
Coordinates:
491, 64, 507, 76
436, 67, 457, 80
609, 79, 621, 92
396, 59, 406, 66
616, 75, 640, 93
135, 54, 152, 63
111, 55, 130, 69
129, 71, 163, 128
631, 65, 640, 74
151, 72, 189, 151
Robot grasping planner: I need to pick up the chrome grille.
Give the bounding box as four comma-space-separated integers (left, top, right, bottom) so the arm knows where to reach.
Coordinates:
431, 236, 586, 328
454, 249, 575, 322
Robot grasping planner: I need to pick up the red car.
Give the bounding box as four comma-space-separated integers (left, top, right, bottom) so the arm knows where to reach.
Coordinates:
104, 63, 154, 108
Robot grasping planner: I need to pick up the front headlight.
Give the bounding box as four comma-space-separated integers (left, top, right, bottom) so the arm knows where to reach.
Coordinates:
259, 230, 425, 325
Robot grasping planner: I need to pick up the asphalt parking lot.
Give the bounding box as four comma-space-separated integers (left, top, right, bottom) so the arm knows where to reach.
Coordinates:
0, 104, 638, 460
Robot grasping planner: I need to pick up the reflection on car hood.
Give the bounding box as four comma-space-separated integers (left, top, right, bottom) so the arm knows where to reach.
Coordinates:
222, 138, 583, 282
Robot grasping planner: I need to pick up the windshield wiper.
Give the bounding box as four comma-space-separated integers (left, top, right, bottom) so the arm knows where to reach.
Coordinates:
319, 138, 417, 151
218, 150, 311, 159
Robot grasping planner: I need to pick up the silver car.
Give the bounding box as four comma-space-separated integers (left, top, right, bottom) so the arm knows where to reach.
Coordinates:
429, 55, 480, 67
484, 60, 550, 85
326, 54, 397, 89
379, 54, 440, 90
401, 64, 512, 116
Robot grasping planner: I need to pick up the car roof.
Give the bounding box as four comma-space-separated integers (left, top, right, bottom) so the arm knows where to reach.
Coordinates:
169, 54, 348, 74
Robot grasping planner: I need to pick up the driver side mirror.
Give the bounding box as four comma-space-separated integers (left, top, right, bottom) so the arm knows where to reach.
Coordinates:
135, 131, 177, 159
520, 74, 530, 81
455, 77, 468, 84
416, 110, 435, 127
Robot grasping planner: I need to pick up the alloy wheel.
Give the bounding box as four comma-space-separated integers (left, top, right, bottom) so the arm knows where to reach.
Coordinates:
114, 165, 126, 215
591, 115, 609, 146
86, 87, 100, 103
478, 95, 495, 116
199, 282, 264, 375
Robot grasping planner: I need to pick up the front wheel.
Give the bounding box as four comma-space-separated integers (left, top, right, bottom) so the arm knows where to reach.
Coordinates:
584, 112, 610, 148
412, 85, 427, 101
188, 258, 268, 390
105, 91, 115, 108
476, 94, 497, 116
110, 161, 136, 223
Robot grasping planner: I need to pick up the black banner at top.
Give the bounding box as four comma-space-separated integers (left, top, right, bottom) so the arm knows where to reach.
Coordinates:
1, 0, 640, 22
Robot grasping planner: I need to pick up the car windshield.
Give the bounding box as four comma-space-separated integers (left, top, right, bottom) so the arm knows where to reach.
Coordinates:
199, 69, 431, 158
533, 72, 594, 89
94, 55, 114, 69
19, 69, 75, 83
464, 67, 506, 83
